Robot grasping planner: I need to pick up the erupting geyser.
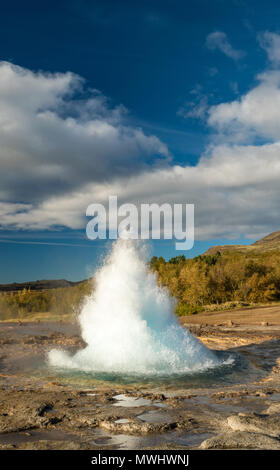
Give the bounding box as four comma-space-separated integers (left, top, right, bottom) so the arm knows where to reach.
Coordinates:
48, 240, 222, 376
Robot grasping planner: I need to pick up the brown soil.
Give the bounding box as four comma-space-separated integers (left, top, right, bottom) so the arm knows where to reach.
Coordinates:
180, 304, 280, 326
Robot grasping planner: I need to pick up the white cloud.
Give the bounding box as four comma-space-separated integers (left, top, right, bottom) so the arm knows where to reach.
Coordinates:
3, 141, 280, 240
177, 86, 209, 121
178, 96, 208, 120
206, 31, 245, 61
207, 33, 280, 144
1, 43, 280, 242
258, 31, 280, 65
0, 61, 168, 204
208, 69, 280, 141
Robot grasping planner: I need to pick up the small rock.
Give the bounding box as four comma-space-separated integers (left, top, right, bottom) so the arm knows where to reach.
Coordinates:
227, 413, 280, 437
265, 403, 280, 415
200, 431, 280, 449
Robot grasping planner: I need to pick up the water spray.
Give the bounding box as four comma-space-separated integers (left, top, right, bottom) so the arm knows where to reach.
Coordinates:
49, 240, 223, 376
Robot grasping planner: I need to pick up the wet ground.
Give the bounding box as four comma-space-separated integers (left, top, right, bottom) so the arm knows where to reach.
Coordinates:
1, 317, 280, 450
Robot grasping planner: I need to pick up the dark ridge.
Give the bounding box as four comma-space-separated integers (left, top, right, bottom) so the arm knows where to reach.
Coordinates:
0, 279, 85, 292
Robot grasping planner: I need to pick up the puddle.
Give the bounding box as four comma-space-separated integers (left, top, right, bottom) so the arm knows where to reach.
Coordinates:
137, 410, 173, 424
113, 394, 151, 407
154, 401, 167, 408
114, 419, 130, 424
0, 426, 215, 450
265, 392, 280, 402
193, 394, 268, 414
91, 435, 112, 445
173, 431, 215, 447
0, 429, 77, 446
90, 427, 214, 450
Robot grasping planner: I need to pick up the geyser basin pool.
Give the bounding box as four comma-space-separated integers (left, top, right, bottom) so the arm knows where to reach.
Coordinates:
48, 239, 233, 377
47, 350, 254, 388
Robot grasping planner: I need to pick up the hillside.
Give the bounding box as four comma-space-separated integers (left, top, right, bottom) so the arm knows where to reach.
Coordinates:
252, 230, 280, 248
204, 230, 280, 256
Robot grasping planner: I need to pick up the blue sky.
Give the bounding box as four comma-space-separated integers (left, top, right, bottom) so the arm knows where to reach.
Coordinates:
0, 0, 280, 282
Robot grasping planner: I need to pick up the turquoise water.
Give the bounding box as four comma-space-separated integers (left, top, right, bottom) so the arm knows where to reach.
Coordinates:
44, 350, 258, 389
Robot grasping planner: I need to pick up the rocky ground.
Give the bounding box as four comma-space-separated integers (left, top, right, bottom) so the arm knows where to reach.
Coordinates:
1, 308, 280, 450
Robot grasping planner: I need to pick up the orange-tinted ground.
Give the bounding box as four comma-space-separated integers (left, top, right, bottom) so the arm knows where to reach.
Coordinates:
180, 304, 280, 327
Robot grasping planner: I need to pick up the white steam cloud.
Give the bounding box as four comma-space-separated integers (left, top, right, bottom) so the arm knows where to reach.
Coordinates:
48, 240, 222, 375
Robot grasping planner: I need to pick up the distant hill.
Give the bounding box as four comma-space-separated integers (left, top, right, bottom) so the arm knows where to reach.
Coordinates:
252, 231, 280, 248
204, 230, 280, 256
0, 278, 85, 292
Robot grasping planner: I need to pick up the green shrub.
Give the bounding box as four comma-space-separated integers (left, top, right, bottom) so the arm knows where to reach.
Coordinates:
175, 303, 203, 316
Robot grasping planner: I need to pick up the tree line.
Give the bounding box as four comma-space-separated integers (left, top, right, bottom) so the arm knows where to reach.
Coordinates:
149, 249, 280, 315
1, 248, 280, 320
